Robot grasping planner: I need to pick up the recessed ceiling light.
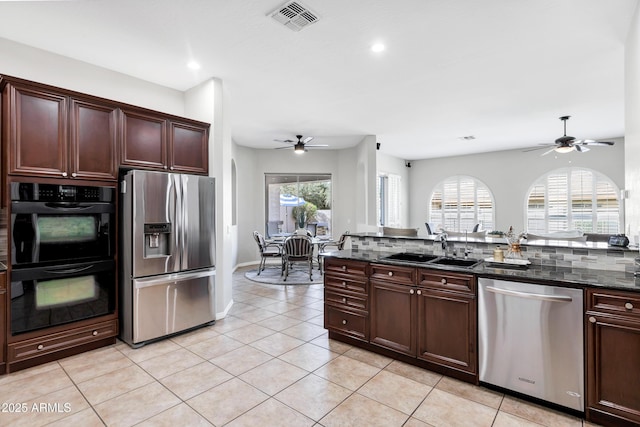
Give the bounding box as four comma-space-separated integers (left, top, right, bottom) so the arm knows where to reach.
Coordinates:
187, 61, 201, 70
371, 43, 385, 53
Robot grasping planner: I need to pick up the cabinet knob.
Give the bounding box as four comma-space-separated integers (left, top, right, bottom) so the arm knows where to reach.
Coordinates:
163, 165, 168, 170
441, 278, 447, 285
342, 297, 347, 304
342, 281, 346, 287
342, 319, 347, 325
589, 316, 596, 323
625, 302, 634, 310
71, 172, 77, 178
92, 330, 98, 336
342, 266, 346, 271
417, 290, 422, 295
61, 172, 68, 177
170, 166, 174, 170
388, 271, 393, 276
409, 289, 415, 294
37, 344, 44, 350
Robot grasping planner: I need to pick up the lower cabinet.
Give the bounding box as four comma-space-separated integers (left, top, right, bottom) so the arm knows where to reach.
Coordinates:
6, 318, 117, 373
367, 263, 477, 381
586, 288, 640, 426
0, 272, 6, 374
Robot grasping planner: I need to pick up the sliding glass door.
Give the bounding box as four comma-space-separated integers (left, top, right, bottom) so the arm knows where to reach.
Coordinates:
265, 174, 332, 237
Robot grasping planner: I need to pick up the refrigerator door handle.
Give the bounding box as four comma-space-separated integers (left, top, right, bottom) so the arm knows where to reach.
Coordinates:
133, 268, 216, 289
181, 174, 188, 269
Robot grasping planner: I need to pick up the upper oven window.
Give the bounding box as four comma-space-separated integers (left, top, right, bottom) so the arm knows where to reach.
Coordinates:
37, 216, 98, 243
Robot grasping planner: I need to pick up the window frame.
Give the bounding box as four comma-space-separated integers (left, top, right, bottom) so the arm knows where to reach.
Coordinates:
428, 175, 495, 233
524, 167, 622, 234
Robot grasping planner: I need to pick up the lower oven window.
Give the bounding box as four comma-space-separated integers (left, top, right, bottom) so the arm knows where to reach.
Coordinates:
11, 260, 115, 335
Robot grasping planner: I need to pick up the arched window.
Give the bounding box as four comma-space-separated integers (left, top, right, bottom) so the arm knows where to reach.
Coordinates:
525, 168, 621, 234
428, 176, 495, 232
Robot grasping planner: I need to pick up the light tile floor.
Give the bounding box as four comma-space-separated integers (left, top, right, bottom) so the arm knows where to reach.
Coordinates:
0, 266, 599, 427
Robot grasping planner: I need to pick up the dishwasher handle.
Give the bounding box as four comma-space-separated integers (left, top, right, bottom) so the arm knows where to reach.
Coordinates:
485, 286, 573, 302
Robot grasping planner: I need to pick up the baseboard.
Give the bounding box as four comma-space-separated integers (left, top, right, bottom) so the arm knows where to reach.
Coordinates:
216, 298, 234, 320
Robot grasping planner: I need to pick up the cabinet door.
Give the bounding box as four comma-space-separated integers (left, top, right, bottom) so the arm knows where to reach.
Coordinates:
0, 272, 6, 371
370, 280, 416, 356
70, 98, 118, 180
169, 121, 209, 174
586, 314, 640, 425
120, 109, 167, 170
6, 84, 68, 177
417, 288, 477, 374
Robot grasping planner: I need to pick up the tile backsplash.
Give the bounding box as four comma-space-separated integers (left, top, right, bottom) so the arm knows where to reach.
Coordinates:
350, 235, 640, 273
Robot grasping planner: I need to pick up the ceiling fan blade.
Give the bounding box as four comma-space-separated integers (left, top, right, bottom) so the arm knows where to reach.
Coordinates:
579, 140, 615, 146
575, 145, 590, 153
274, 139, 295, 144
305, 144, 329, 148
541, 147, 557, 156
274, 146, 293, 149
302, 136, 314, 143
523, 144, 555, 152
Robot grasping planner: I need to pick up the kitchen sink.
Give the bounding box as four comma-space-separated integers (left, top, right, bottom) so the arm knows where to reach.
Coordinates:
382, 252, 439, 263
430, 257, 482, 268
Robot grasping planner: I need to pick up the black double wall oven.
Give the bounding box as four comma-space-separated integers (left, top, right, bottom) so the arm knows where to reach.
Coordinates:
10, 182, 116, 335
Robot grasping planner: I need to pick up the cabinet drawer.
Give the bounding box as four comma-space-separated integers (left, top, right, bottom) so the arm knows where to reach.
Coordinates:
587, 288, 640, 319
325, 305, 368, 341
8, 320, 117, 363
325, 288, 368, 311
371, 263, 415, 285
325, 274, 367, 294
418, 269, 475, 294
324, 258, 368, 277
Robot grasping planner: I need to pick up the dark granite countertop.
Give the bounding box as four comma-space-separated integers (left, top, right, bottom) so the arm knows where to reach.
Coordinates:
325, 249, 640, 293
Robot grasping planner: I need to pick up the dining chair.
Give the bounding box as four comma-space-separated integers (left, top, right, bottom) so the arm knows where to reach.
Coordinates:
318, 232, 349, 272
253, 231, 283, 275
282, 235, 313, 281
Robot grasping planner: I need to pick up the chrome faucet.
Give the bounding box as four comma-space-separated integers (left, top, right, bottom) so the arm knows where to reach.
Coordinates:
438, 233, 448, 255
464, 230, 470, 258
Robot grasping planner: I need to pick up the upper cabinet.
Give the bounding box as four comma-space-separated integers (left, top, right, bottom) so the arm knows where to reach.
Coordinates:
2, 80, 118, 181
1, 75, 211, 181
120, 108, 209, 175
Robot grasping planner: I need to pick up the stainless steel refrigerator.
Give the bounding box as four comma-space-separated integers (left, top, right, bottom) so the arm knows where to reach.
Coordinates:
119, 170, 216, 347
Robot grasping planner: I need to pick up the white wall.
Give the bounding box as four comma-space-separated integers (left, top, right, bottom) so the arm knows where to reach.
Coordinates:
409, 139, 625, 234
0, 37, 185, 117
625, 4, 640, 240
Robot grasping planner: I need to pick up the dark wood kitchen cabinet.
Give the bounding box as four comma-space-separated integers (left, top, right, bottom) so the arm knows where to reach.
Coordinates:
2, 79, 118, 180
417, 269, 477, 380
586, 288, 640, 426
368, 263, 477, 382
370, 263, 417, 356
120, 108, 209, 175
0, 272, 6, 375
324, 258, 369, 342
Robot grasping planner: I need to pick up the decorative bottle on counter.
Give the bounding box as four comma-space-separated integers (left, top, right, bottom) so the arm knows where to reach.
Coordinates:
493, 246, 504, 262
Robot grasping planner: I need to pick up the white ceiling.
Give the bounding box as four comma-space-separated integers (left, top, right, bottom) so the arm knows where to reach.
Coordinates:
0, 0, 637, 159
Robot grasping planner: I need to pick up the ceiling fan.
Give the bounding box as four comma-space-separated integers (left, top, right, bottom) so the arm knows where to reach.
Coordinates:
274, 135, 328, 154
525, 116, 615, 155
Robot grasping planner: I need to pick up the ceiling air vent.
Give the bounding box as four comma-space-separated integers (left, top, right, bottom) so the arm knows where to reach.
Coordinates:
269, 1, 319, 32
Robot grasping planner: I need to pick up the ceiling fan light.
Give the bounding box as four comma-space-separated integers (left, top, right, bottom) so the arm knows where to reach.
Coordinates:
554, 145, 575, 154
294, 144, 305, 153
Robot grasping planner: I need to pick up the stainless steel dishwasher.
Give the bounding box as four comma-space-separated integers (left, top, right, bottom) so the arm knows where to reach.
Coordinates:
478, 278, 584, 411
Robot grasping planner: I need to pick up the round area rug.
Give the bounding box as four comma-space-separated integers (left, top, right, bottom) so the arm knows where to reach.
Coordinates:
244, 266, 323, 285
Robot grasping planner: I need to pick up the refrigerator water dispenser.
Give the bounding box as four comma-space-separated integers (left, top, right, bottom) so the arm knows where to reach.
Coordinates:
143, 223, 171, 257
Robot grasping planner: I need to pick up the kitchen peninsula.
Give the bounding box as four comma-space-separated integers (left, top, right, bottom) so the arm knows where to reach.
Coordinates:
323, 231, 640, 427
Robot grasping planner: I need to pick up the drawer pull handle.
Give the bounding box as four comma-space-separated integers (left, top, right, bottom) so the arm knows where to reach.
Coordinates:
441, 278, 447, 284
625, 302, 634, 310
409, 289, 414, 294
589, 316, 596, 323
92, 330, 98, 336
417, 290, 422, 295
342, 319, 347, 325
37, 344, 44, 350
388, 271, 393, 277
